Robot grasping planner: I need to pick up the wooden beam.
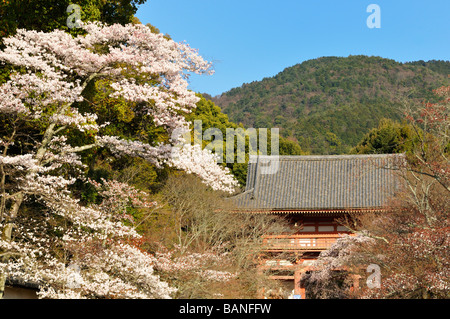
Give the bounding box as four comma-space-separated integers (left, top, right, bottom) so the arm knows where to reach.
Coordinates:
269, 275, 295, 280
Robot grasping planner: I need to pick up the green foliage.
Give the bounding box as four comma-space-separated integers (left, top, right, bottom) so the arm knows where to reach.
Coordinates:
406, 60, 450, 77
0, 0, 148, 91
279, 137, 305, 156
351, 118, 417, 155
0, 0, 146, 38
213, 55, 449, 155
187, 94, 305, 186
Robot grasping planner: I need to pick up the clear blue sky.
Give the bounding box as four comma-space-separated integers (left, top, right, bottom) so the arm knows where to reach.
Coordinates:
136, 0, 450, 96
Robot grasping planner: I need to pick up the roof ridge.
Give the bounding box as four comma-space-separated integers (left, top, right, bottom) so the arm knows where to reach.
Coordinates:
249, 153, 404, 161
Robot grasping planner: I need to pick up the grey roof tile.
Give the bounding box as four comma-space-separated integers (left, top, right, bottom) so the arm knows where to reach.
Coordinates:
232, 154, 404, 211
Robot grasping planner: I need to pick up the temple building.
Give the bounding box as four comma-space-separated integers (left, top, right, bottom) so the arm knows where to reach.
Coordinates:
231, 154, 404, 299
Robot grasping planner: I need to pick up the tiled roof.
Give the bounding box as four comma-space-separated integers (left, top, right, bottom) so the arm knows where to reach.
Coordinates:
232, 154, 404, 212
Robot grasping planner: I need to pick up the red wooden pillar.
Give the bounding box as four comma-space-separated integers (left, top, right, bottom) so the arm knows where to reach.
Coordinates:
349, 274, 361, 296
294, 269, 306, 299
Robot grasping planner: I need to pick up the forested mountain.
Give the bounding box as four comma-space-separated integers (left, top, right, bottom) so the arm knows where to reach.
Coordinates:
212, 56, 450, 154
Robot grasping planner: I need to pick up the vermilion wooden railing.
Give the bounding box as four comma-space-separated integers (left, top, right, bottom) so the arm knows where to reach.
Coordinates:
262, 233, 349, 251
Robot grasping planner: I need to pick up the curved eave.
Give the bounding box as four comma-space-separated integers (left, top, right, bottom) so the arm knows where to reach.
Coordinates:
232, 207, 388, 214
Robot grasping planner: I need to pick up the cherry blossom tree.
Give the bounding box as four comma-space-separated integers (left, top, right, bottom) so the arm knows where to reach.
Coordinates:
0, 22, 237, 298
302, 234, 375, 299
0, 175, 176, 298
151, 243, 238, 299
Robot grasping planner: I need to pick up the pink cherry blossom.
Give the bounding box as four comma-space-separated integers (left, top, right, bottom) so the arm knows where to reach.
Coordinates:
0, 22, 237, 299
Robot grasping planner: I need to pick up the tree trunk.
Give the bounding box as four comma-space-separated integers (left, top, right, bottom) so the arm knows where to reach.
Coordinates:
422, 288, 429, 299
0, 192, 24, 298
